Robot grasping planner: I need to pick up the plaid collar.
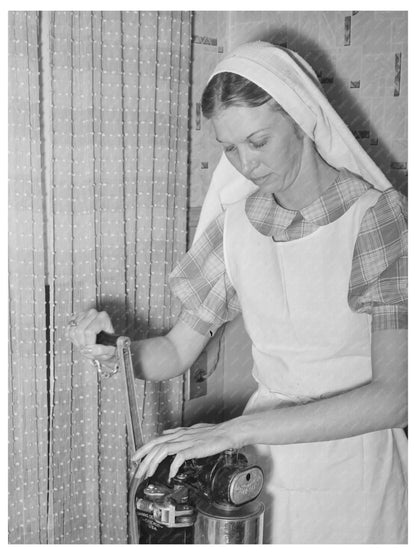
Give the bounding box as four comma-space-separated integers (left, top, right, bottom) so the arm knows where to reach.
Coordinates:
245, 168, 372, 241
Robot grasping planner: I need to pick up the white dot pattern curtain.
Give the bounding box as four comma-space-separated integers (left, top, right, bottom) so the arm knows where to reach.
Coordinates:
8, 11, 49, 544
9, 10, 191, 544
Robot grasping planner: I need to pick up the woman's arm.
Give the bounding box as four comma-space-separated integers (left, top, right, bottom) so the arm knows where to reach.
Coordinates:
130, 321, 211, 380
68, 309, 210, 381
133, 329, 407, 481
233, 328, 407, 446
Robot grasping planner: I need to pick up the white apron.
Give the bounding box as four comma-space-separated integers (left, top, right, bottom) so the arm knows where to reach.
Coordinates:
223, 189, 408, 543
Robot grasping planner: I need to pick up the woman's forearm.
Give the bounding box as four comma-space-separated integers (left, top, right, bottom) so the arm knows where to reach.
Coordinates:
129, 320, 210, 381
228, 378, 407, 449
130, 336, 184, 381
225, 329, 407, 448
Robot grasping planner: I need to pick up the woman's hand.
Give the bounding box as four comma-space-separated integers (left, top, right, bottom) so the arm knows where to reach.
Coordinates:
132, 422, 239, 482
66, 308, 117, 364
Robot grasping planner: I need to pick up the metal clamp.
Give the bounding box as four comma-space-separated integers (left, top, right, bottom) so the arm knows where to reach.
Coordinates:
93, 358, 120, 379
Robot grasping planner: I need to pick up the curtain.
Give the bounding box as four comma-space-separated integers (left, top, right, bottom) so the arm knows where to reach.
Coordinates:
9, 10, 191, 544
8, 11, 49, 544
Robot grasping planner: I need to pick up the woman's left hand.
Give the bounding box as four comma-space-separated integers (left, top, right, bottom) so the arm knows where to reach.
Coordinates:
132, 422, 238, 482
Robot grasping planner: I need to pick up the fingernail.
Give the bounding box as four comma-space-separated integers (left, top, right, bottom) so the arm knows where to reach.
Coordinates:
81, 347, 92, 354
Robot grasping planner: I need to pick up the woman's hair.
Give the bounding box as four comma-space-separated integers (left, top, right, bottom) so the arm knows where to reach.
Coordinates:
201, 72, 278, 119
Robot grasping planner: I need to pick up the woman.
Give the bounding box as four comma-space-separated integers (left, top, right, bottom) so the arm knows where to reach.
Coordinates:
69, 42, 407, 543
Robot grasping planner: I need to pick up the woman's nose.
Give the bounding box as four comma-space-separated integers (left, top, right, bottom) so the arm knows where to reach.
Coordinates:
240, 151, 259, 176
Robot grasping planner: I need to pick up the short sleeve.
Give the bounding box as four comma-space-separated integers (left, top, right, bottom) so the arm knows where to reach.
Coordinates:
168, 212, 241, 336
349, 188, 408, 331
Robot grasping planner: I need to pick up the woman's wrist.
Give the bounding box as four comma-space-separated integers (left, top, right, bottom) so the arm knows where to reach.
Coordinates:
220, 415, 255, 450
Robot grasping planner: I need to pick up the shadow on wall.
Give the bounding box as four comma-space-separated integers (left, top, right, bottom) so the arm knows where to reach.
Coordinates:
242, 27, 407, 196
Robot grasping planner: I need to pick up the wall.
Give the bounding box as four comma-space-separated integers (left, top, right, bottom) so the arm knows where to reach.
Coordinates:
183, 11, 408, 424
183, 12, 230, 425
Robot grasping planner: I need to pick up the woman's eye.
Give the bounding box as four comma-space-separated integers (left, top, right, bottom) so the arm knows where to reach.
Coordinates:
224, 145, 237, 153
251, 140, 267, 149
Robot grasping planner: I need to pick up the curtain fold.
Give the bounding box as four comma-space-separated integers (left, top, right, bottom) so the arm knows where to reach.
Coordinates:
8, 11, 49, 544
9, 10, 191, 544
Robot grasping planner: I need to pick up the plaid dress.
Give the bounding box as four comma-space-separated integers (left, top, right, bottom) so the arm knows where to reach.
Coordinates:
169, 169, 407, 336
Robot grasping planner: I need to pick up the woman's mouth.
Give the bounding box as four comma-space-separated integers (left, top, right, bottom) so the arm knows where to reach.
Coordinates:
252, 174, 271, 185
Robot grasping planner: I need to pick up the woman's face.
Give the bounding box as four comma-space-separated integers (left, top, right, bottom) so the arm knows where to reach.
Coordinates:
212, 101, 306, 199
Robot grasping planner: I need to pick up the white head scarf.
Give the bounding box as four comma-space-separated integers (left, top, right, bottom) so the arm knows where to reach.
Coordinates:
194, 41, 392, 242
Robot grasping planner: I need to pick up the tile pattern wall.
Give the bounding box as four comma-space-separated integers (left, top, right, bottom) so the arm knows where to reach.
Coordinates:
189, 10, 408, 215
188, 12, 227, 214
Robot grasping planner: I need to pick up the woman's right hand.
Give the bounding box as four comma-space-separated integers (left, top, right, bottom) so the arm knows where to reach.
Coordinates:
66, 308, 117, 364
